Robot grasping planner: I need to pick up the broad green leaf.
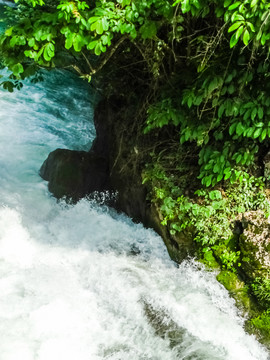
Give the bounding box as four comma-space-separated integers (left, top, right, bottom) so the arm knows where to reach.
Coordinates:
224, 0, 232, 7
11, 63, 24, 76
65, 33, 74, 49
253, 127, 262, 138
251, 107, 257, 120
236, 154, 242, 163
247, 22, 255, 33
228, 2, 241, 10
229, 122, 237, 136
235, 25, 244, 39
43, 42, 55, 61
224, 171, 231, 180
261, 128, 267, 141
243, 29, 250, 46
250, 0, 257, 7
218, 104, 225, 118
236, 122, 245, 136
96, 20, 104, 35
258, 107, 264, 120
87, 40, 98, 50
73, 34, 84, 52
5, 27, 13, 36
228, 21, 242, 33
230, 33, 239, 48
139, 21, 157, 40
28, 38, 35, 47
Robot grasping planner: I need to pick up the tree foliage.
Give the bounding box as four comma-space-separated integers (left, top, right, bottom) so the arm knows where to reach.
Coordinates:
1, 0, 270, 187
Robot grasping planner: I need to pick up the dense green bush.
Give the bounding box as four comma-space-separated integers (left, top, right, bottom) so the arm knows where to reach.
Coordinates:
143, 162, 270, 270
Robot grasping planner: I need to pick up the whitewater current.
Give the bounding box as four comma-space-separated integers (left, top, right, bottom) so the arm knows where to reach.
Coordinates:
0, 14, 269, 360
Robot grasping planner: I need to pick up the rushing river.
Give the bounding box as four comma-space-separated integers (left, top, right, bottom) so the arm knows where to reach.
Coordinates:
0, 9, 269, 360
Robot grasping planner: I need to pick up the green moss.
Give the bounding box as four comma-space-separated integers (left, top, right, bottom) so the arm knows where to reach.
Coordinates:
199, 249, 220, 268
217, 270, 251, 312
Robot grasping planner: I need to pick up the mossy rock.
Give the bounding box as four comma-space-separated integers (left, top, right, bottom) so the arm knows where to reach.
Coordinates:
239, 211, 270, 280
199, 249, 220, 269
216, 270, 251, 314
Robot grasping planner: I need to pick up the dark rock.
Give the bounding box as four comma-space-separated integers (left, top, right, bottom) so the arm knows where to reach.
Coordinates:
40, 148, 109, 201
40, 96, 195, 261
90, 97, 196, 262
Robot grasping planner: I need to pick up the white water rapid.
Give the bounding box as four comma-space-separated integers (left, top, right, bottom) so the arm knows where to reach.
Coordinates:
0, 23, 269, 360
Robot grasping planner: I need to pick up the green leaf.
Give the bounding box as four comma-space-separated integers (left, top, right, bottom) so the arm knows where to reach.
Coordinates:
261, 128, 267, 141
224, 0, 232, 7
87, 40, 98, 50
258, 107, 264, 120
230, 33, 239, 48
228, 21, 242, 33
218, 104, 225, 118
253, 128, 262, 138
96, 20, 104, 35
246, 127, 254, 137
243, 29, 250, 46
261, 33, 267, 46
208, 78, 219, 93
250, 0, 257, 7
247, 22, 255, 33
65, 33, 74, 49
5, 27, 13, 36
229, 122, 237, 135
236, 154, 242, 163
1, 81, 14, 92
43, 42, 55, 61
236, 122, 245, 136
139, 21, 157, 40
251, 107, 257, 121
205, 175, 213, 187
11, 63, 24, 76
228, 1, 241, 10
28, 38, 36, 47
224, 170, 232, 180
209, 190, 222, 200
213, 163, 220, 173
217, 173, 223, 182
73, 34, 84, 52
235, 25, 244, 40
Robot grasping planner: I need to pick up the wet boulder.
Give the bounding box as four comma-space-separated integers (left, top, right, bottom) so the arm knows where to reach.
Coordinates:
239, 211, 270, 279
39, 148, 109, 201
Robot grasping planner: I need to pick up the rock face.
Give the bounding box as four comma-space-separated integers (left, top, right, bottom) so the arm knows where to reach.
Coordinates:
40, 148, 109, 201
240, 211, 270, 279
91, 97, 195, 261
39, 97, 195, 261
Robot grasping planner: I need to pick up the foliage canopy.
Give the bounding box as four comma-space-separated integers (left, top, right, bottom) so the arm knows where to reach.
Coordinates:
1, 0, 270, 188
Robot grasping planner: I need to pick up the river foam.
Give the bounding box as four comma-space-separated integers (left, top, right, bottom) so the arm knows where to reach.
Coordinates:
0, 68, 269, 360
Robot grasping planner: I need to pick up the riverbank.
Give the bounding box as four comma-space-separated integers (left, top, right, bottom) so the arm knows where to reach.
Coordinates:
39, 90, 270, 349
